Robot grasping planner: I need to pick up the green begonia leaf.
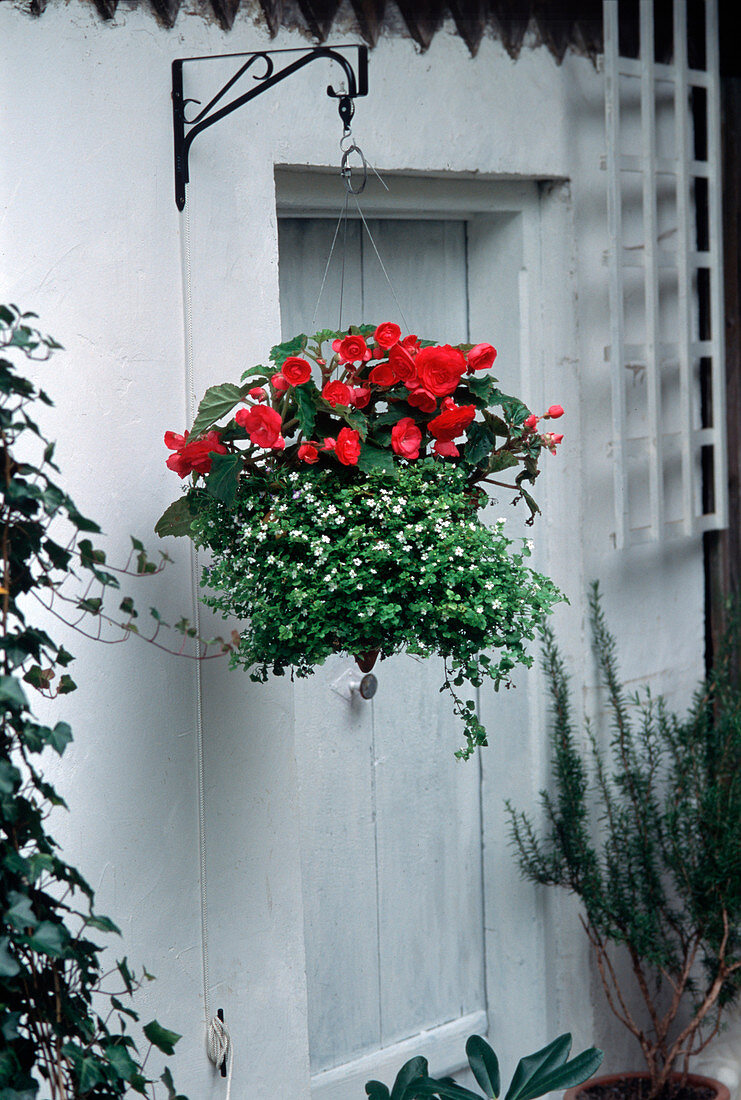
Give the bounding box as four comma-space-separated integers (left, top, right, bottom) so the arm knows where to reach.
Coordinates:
190, 382, 243, 438
155, 497, 196, 539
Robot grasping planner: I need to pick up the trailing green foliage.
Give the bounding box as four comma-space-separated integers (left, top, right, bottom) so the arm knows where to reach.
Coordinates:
189, 461, 561, 759
507, 582, 741, 1098
364, 1031, 603, 1099
1, 306, 187, 1099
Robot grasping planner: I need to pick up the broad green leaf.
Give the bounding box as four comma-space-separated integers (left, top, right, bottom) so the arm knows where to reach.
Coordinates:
0, 936, 20, 977
357, 443, 397, 476
391, 1057, 429, 1100
504, 1034, 572, 1100
5, 891, 38, 931
411, 1080, 482, 1100
294, 382, 319, 438
463, 422, 495, 468
143, 1020, 182, 1056
58, 675, 77, 695
466, 1035, 500, 1098
190, 382, 243, 438
373, 404, 417, 426
155, 497, 196, 539
465, 374, 501, 405
365, 1083, 391, 1100
205, 452, 242, 506
334, 406, 369, 439
105, 1044, 139, 1082
239, 364, 270, 383
515, 1049, 603, 1100
270, 333, 308, 367
28, 920, 67, 957
488, 453, 519, 474
499, 394, 529, 427
0, 676, 28, 711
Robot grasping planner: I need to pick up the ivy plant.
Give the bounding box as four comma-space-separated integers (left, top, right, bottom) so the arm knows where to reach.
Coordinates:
1, 305, 189, 1099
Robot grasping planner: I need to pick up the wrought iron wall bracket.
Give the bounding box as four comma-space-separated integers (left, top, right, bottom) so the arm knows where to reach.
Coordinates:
172, 45, 369, 210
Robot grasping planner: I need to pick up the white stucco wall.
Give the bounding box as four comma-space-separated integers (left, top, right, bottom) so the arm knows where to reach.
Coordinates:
0, 5, 707, 1097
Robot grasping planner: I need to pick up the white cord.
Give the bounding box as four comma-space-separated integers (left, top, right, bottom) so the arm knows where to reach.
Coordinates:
207, 1016, 233, 1100
180, 202, 232, 1089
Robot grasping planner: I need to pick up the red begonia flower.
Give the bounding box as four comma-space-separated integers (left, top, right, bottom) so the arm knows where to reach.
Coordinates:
322, 380, 354, 407
335, 427, 361, 466
434, 439, 460, 458
235, 405, 283, 448
415, 345, 466, 396
271, 373, 290, 393
298, 443, 319, 464
466, 343, 497, 374
282, 357, 312, 385
164, 430, 227, 478
391, 417, 422, 460
374, 322, 402, 349
428, 404, 476, 441
369, 363, 398, 387
332, 334, 371, 364
547, 404, 564, 419
407, 388, 438, 413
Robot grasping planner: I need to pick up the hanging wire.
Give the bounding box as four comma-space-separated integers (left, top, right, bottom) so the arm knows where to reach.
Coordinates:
310, 118, 409, 335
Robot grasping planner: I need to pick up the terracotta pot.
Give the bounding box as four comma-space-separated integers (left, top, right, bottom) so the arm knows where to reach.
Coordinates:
564, 1072, 730, 1100
354, 648, 381, 673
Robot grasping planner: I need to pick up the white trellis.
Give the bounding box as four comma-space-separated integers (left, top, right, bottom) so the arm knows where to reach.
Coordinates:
603, 0, 726, 546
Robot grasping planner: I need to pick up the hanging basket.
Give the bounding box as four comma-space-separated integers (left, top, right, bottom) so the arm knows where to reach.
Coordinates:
157, 323, 565, 758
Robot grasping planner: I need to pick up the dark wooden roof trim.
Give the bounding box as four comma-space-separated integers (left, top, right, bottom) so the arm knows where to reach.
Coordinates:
23, 0, 606, 62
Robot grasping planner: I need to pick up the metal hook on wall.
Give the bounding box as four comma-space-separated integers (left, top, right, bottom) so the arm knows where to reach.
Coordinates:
172, 44, 369, 210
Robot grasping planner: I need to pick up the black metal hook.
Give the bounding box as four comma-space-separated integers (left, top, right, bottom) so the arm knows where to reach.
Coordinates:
172, 45, 369, 211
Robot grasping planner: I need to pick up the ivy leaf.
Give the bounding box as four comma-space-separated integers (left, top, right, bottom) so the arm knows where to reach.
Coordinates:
49, 722, 73, 755
105, 1044, 139, 1082
58, 675, 77, 695
143, 1020, 182, 1056
294, 383, 319, 438
117, 957, 135, 993
190, 382, 243, 438
86, 913, 121, 935
0, 675, 28, 711
79, 1057, 105, 1093
0, 759, 20, 795
155, 497, 196, 539
205, 452, 242, 506
5, 891, 39, 931
269, 333, 307, 368
0, 937, 20, 977
357, 443, 397, 476
28, 920, 67, 957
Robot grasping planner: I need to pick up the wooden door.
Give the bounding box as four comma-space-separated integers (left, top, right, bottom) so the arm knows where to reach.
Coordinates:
278, 206, 533, 1098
